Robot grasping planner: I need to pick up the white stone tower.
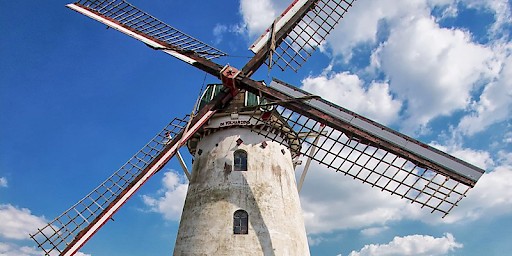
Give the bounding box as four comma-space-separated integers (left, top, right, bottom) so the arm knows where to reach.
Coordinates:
173, 86, 310, 255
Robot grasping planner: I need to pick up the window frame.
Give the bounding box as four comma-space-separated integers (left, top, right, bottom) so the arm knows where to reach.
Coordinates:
233, 209, 249, 235
244, 90, 260, 107
233, 149, 248, 171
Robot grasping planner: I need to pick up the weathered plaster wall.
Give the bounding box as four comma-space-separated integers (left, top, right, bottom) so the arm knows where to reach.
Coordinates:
174, 127, 310, 256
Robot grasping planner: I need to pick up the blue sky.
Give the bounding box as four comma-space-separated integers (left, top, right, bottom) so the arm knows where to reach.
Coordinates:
1, 0, 511, 255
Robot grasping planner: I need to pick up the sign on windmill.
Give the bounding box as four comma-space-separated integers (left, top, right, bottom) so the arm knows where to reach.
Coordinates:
31, 0, 484, 255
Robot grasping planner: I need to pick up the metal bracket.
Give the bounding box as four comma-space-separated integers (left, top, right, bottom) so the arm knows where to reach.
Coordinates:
267, 18, 278, 71
220, 65, 241, 96
297, 127, 327, 193
176, 151, 192, 181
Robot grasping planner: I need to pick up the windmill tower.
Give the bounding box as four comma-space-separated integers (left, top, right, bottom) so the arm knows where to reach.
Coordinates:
31, 0, 485, 255
174, 88, 309, 255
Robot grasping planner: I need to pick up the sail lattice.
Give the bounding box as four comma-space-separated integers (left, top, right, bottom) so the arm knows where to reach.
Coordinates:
270, 0, 355, 71
30, 116, 189, 255
241, 78, 485, 216
70, 0, 226, 60
249, 106, 472, 216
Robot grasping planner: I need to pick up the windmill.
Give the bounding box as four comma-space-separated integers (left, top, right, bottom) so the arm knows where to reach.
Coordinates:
30, 0, 485, 255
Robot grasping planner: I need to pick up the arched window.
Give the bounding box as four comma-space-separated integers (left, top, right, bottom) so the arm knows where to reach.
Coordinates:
233, 210, 248, 234
233, 150, 247, 171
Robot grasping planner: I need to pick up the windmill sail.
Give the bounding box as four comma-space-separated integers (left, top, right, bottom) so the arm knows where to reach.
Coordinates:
67, 0, 226, 63
246, 0, 356, 73
29, 113, 217, 256
243, 78, 484, 216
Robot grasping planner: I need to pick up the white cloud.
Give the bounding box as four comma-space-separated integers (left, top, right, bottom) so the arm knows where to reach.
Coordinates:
429, 142, 494, 170
307, 235, 326, 246
75, 252, 92, 256
498, 150, 512, 165
348, 233, 462, 256
0, 242, 41, 256
428, 0, 459, 20
504, 131, 512, 144
323, 0, 430, 60
374, 15, 497, 133
213, 24, 228, 44
328, 0, 508, 134
212, 23, 245, 44
463, 0, 512, 35
360, 226, 389, 237
300, 142, 512, 234
0, 242, 90, 256
299, 162, 417, 234
142, 171, 188, 221
0, 177, 7, 188
319, 0, 510, 59
441, 164, 512, 224
0, 204, 47, 240
301, 71, 402, 125
457, 49, 512, 135
0, 204, 91, 256
238, 0, 432, 61
239, 0, 505, 134
239, 0, 278, 37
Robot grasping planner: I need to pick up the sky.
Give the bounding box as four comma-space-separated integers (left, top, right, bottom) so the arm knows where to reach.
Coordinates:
1, 0, 512, 255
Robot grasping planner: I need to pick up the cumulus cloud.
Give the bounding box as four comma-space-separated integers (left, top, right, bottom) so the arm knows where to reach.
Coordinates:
213, 24, 229, 44
75, 252, 92, 256
237, 0, 507, 134
429, 142, 494, 170
298, 132, 499, 236
0, 205, 92, 256
300, 143, 512, 235
239, 0, 431, 60
301, 71, 402, 125
504, 131, 512, 144
329, 0, 508, 134
319, 0, 510, 59
0, 242, 87, 256
457, 49, 512, 135
142, 171, 188, 221
441, 163, 512, 224
0, 177, 7, 188
347, 233, 462, 256
498, 150, 512, 165
323, 0, 431, 60
414, 143, 512, 224
0, 242, 41, 256
212, 23, 245, 44
360, 226, 389, 237
463, 0, 512, 35
239, 0, 278, 37
374, 15, 497, 133
308, 235, 326, 246
0, 204, 47, 240
299, 162, 417, 234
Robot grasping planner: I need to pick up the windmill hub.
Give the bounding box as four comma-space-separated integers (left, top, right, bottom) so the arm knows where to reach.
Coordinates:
220, 65, 240, 96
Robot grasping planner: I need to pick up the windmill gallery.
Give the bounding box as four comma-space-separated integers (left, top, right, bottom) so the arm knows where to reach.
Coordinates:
30, 0, 485, 255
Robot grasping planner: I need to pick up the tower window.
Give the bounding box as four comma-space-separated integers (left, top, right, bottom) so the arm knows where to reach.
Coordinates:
245, 90, 260, 107
233, 150, 247, 171
233, 210, 248, 234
